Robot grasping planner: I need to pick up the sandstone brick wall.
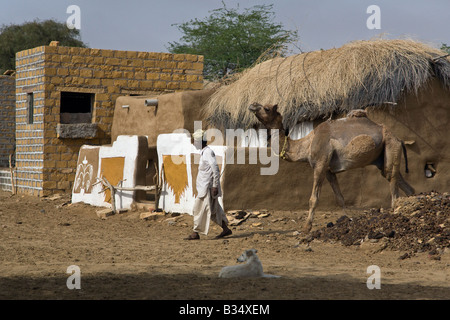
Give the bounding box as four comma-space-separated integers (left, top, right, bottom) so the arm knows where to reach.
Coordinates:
15, 47, 45, 196
0, 75, 16, 168
14, 45, 204, 196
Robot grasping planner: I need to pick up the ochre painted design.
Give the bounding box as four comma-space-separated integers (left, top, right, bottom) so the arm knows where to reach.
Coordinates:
73, 148, 99, 194
100, 157, 125, 203
163, 155, 188, 203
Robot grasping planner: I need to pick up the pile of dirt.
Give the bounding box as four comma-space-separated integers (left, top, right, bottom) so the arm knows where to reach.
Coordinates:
308, 191, 450, 258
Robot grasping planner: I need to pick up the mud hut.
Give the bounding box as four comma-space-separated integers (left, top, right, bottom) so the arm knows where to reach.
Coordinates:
203, 39, 450, 210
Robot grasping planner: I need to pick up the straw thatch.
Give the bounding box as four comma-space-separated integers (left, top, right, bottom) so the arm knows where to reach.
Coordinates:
204, 39, 450, 130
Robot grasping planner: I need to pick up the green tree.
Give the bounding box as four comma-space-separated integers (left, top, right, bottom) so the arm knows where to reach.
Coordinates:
167, 3, 298, 79
441, 43, 450, 54
0, 19, 86, 74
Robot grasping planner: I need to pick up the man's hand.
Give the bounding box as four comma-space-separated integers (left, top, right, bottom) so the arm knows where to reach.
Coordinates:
211, 187, 218, 197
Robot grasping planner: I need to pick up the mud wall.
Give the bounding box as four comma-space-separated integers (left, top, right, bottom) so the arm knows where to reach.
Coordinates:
221, 148, 394, 212
366, 78, 450, 196
111, 88, 215, 147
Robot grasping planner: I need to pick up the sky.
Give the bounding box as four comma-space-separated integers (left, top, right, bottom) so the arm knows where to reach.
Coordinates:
1, 0, 449, 54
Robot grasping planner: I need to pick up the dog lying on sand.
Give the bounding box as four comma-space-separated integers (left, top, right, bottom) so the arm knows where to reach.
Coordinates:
219, 249, 280, 278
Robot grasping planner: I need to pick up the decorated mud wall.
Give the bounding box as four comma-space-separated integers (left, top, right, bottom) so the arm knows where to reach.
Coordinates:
72, 135, 148, 210
14, 44, 204, 197
156, 133, 226, 214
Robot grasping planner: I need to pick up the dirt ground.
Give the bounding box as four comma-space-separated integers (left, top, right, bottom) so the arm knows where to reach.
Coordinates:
0, 189, 449, 301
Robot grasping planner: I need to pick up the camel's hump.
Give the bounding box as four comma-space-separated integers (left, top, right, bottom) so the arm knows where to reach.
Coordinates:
347, 109, 367, 118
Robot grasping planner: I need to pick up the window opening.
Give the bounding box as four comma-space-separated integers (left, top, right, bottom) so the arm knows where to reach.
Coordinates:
60, 92, 94, 124
27, 92, 34, 124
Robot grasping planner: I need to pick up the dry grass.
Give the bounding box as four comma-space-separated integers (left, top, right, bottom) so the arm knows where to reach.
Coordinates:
204, 39, 450, 129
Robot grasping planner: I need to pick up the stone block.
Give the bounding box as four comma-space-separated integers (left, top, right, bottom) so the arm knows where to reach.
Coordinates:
56, 123, 98, 139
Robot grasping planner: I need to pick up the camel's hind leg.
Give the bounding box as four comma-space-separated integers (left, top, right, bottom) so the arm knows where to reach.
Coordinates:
398, 173, 415, 196
304, 165, 327, 233
383, 135, 403, 207
326, 171, 345, 209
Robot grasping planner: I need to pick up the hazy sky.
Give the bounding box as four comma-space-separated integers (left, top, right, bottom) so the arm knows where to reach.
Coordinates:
1, 0, 449, 54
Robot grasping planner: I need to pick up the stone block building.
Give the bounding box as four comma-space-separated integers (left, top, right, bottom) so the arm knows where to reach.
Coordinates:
0, 74, 16, 192
12, 44, 203, 196
0, 74, 15, 168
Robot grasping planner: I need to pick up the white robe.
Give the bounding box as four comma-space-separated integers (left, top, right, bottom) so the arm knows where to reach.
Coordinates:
195, 146, 221, 198
192, 146, 227, 235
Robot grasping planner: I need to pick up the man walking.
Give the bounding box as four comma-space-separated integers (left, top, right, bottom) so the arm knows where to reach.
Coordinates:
184, 129, 232, 240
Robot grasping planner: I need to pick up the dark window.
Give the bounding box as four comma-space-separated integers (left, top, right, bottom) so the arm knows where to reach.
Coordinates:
27, 92, 34, 124
60, 92, 94, 124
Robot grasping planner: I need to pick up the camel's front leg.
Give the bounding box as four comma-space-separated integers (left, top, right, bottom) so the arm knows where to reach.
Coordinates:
304, 167, 326, 233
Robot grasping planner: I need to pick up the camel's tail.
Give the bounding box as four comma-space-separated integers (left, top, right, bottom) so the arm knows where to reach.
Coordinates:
401, 141, 409, 173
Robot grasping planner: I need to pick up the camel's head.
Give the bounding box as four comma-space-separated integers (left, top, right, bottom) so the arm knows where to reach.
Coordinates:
248, 102, 283, 130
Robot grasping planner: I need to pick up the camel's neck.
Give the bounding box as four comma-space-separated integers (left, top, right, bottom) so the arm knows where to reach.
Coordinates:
276, 127, 311, 162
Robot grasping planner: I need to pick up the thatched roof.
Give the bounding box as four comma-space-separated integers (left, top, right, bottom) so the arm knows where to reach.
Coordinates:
204, 39, 450, 129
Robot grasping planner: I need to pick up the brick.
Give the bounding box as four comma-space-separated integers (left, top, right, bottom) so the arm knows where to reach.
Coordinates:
90, 48, 102, 56
105, 58, 120, 65
43, 181, 57, 189
177, 61, 193, 69
60, 153, 73, 161
137, 52, 149, 59
71, 56, 85, 64
153, 81, 167, 89
114, 51, 127, 59
172, 74, 186, 81
60, 55, 71, 63
113, 79, 128, 87
57, 181, 71, 190
144, 60, 157, 68
192, 62, 203, 70
128, 80, 139, 88
93, 70, 105, 78
95, 93, 109, 101
173, 54, 185, 61
111, 70, 123, 78
161, 53, 173, 60
167, 82, 180, 90
87, 78, 101, 86
146, 73, 160, 80
57, 68, 69, 76
134, 72, 145, 80
160, 73, 172, 81
164, 61, 177, 69
185, 54, 199, 62
80, 69, 93, 77
186, 75, 198, 82
140, 81, 154, 89
148, 52, 162, 59
93, 57, 104, 64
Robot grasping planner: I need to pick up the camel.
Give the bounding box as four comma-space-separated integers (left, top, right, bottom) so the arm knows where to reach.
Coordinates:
248, 102, 415, 233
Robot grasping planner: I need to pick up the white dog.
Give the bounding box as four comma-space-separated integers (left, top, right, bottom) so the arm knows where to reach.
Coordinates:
218, 249, 280, 278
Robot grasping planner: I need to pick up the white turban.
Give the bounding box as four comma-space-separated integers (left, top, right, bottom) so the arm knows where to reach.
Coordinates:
192, 129, 206, 141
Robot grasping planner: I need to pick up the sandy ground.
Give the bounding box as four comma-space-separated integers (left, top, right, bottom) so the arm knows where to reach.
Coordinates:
0, 190, 449, 301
